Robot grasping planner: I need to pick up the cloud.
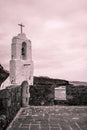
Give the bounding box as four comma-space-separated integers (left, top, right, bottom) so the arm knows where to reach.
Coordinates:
0, 0, 87, 81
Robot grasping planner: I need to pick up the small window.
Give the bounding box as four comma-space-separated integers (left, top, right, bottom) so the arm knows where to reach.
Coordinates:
21, 42, 27, 60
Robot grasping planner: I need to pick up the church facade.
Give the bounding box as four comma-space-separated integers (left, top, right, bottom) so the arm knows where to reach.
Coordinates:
10, 32, 33, 85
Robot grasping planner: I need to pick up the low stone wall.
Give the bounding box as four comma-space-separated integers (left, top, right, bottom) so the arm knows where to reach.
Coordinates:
66, 84, 87, 105
0, 85, 22, 129
29, 84, 55, 106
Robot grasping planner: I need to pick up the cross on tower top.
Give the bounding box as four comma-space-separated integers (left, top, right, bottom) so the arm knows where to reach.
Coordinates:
18, 23, 25, 33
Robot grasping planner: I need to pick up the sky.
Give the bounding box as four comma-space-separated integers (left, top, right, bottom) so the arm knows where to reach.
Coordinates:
0, 0, 87, 81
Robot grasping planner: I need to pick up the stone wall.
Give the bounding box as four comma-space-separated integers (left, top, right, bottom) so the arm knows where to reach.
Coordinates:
29, 84, 55, 106
0, 85, 22, 129
66, 84, 87, 105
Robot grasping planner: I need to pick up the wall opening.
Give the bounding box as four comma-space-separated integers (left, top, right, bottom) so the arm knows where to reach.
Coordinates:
21, 42, 27, 60
55, 86, 66, 100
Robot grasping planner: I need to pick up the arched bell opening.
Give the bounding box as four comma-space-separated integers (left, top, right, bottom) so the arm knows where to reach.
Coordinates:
21, 42, 27, 60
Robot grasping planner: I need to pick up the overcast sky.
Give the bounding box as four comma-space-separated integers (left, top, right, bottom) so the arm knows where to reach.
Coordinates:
0, 0, 87, 81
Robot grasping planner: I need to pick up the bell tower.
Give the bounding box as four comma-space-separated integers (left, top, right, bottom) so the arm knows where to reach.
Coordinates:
10, 24, 33, 85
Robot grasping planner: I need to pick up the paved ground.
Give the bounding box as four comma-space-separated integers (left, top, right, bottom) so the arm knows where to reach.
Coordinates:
7, 106, 87, 130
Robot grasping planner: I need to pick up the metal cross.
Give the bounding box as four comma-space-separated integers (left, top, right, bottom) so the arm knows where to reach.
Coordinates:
18, 23, 25, 33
